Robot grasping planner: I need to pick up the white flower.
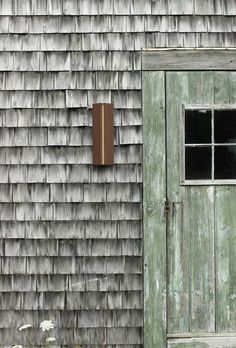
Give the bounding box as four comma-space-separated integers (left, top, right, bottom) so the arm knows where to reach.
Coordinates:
19, 324, 32, 331
46, 337, 56, 343
39, 320, 55, 331
13, 346, 24, 348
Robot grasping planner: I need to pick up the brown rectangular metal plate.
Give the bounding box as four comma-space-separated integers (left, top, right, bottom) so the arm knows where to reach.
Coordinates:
92, 103, 114, 165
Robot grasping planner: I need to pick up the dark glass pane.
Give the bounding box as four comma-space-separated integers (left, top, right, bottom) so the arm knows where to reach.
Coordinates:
215, 109, 236, 143
215, 146, 236, 179
185, 109, 212, 144
185, 147, 211, 180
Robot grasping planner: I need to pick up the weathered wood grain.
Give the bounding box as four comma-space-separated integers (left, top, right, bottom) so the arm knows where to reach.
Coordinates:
186, 72, 215, 333
214, 71, 231, 104
143, 71, 166, 347
143, 49, 236, 71
215, 187, 236, 332
168, 336, 236, 347
1, 0, 236, 345
4, 15, 236, 34
166, 72, 218, 336
187, 71, 214, 105
212, 72, 236, 333
166, 72, 189, 333
186, 187, 215, 333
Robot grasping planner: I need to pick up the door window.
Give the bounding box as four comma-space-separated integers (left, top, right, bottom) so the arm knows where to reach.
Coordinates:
184, 108, 236, 183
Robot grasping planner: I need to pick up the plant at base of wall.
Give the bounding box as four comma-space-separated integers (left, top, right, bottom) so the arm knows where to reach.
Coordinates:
13, 318, 57, 348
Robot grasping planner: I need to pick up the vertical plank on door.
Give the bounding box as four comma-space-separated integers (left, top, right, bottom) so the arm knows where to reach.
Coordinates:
166, 72, 190, 333
214, 71, 230, 104
214, 72, 236, 332
185, 187, 215, 333
143, 71, 166, 348
187, 72, 215, 333
167, 72, 215, 334
215, 187, 236, 332
188, 71, 214, 106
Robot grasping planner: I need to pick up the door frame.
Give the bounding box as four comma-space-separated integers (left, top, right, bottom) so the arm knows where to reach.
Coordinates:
142, 48, 236, 348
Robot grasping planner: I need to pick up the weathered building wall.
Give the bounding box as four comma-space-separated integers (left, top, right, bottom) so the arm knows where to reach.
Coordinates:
0, 0, 235, 346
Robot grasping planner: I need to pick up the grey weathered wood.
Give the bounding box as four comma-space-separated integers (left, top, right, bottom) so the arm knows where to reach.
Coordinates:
143, 71, 166, 347
215, 187, 236, 332
166, 72, 216, 334
185, 73, 215, 333
166, 72, 190, 333
1, 0, 236, 346
168, 336, 236, 347
168, 333, 236, 338
186, 187, 215, 333
143, 49, 236, 71
213, 72, 236, 333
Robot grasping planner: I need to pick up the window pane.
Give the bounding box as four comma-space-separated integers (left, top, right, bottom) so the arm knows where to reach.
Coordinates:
215, 109, 236, 143
185, 147, 212, 180
185, 109, 212, 144
215, 146, 236, 179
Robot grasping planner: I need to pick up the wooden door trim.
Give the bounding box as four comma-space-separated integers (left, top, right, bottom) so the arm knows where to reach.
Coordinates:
143, 71, 167, 348
142, 48, 236, 71
168, 333, 236, 338
143, 54, 236, 348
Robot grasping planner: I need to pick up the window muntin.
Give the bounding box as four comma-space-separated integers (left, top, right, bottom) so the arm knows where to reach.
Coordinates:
183, 108, 236, 183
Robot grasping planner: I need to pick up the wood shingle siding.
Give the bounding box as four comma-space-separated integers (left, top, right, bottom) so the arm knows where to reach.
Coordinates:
0, 0, 233, 346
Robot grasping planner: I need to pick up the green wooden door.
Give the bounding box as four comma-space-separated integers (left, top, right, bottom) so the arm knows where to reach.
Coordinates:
144, 71, 236, 348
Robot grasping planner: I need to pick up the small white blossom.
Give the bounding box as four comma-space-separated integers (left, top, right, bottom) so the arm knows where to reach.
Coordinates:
230, 293, 236, 300
13, 345, 24, 348
46, 337, 56, 343
19, 324, 32, 331
40, 320, 55, 331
